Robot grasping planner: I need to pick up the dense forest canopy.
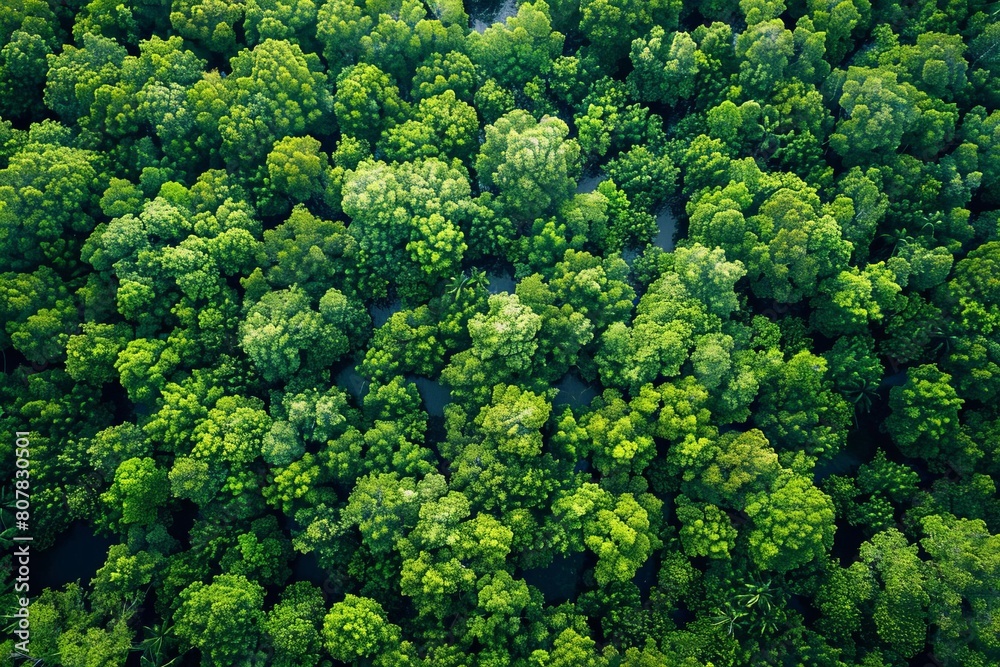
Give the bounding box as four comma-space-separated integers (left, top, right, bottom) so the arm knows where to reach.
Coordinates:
1, 0, 1000, 665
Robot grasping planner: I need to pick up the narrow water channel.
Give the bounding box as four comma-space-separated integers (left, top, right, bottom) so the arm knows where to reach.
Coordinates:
553, 373, 598, 410
34, 522, 114, 591
521, 551, 585, 604
335, 365, 369, 401
412, 376, 452, 418
369, 299, 402, 328
654, 209, 677, 251
469, 0, 519, 32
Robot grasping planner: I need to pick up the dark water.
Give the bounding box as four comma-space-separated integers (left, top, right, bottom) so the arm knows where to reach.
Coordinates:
813, 426, 874, 480
830, 518, 866, 565
470, 0, 518, 32
34, 521, 114, 591
576, 173, 606, 194
335, 365, 369, 401
369, 299, 402, 328
553, 373, 599, 410
880, 371, 907, 388
621, 247, 641, 265
412, 376, 452, 417
654, 209, 677, 251
487, 270, 515, 294
291, 551, 329, 588
521, 551, 585, 603
632, 556, 657, 599
1, 346, 28, 374
908, 650, 943, 667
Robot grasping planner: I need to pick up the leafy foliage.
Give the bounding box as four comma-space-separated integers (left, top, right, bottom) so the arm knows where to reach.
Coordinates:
2, 1, 997, 666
